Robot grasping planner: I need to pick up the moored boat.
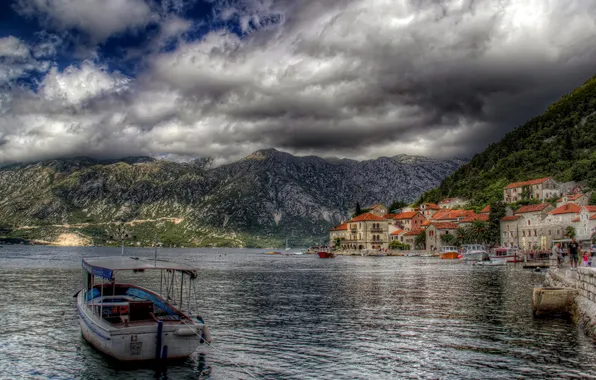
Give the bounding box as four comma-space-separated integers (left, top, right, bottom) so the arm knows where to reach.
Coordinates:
489, 247, 521, 263
317, 251, 336, 258
460, 244, 489, 261
76, 257, 211, 361
439, 246, 459, 259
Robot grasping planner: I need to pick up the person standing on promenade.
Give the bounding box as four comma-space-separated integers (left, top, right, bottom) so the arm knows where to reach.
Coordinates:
568, 238, 581, 269
552, 243, 562, 267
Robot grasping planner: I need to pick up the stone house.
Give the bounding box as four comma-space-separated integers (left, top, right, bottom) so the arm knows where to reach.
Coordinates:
438, 198, 468, 209
390, 229, 406, 243
329, 223, 348, 246
556, 193, 588, 208
403, 229, 422, 248
500, 215, 522, 248
344, 212, 389, 250
458, 213, 489, 228
392, 211, 426, 232
419, 203, 441, 219
503, 177, 560, 203
367, 203, 388, 217
425, 222, 459, 251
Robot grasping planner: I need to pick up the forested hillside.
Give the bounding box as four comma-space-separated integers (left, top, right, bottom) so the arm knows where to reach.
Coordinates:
423, 74, 596, 206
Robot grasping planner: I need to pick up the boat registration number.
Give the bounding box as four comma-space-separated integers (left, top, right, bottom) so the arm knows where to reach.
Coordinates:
130, 342, 142, 355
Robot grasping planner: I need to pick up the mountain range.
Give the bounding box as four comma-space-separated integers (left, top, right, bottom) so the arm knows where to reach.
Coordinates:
0, 149, 466, 247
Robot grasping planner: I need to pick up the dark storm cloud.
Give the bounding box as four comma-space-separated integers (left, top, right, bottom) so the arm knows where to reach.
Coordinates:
2, 0, 596, 164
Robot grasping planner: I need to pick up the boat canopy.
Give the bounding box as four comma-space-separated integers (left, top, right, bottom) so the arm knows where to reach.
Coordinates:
82, 257, 198, 280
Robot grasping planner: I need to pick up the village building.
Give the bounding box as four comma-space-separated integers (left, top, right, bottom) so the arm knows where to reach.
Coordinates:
480, 205, 490, 214
391, 211, 426, 232
556, 193, 589, 208
438, 198, 468, 209
403, 229, 422, 248
419, 203, 441, 219
425, 222, 459, 251
329, 223, 348, 246
500, 215, 522, 248
367, 203, 388, 217
503, 177, 560, 203
342, 212, 389, 250
390, 229, 406, 243
458, 213, 489, 228
431, 209, 475, 223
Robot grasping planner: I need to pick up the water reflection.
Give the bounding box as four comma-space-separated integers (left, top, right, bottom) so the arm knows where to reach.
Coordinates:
1, 246, 596, 379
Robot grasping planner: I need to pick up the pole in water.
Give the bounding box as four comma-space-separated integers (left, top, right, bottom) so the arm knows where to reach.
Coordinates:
161, 345, 168, 373
121, 240, 124, 257
154, 236, 158, 267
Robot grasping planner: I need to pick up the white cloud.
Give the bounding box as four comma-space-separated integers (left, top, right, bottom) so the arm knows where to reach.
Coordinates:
2, 0, 596, 165
15, 0, 154, 42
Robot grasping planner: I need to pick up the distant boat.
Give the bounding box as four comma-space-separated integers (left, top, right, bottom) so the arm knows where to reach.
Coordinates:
265, 251, 282, 255
461, 244, 489, 261
489, 247, 521, 263
317, 247, 336, 259
439, 246, 459, 259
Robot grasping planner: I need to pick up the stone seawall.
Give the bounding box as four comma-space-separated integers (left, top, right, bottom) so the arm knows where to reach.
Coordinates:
546, 268, 596, 339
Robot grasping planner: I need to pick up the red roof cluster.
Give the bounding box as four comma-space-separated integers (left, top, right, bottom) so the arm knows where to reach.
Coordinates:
504, 177, 551, 189
501, 215, 521, 221
515, 203, 551, 214
459, 214, 489, 223
390, 229, 405, 235
432, 209, 475, 220
550, 203, 582, 215
405, 229, 424, 236
393, 211, 419, 220
585, 206, 596, 213
383, 213, 397, 219
349, 212, 385, 222
330, 223, 348, 231
557, 193, 584, 202
480, 205, 491, 214
422, 203, 441, 210
431, 222, 459, 230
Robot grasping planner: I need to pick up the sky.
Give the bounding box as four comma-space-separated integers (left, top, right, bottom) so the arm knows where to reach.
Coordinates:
1, 0, 596, 166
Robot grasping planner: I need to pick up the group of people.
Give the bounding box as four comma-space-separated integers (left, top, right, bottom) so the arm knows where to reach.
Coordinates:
552, 238, 590, 269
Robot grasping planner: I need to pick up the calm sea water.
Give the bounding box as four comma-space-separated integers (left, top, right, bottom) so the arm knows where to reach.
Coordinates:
1, 246, 596, 379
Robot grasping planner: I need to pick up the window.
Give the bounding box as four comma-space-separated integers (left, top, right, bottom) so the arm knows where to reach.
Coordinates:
522, 231, 525, 237
528, 220, 531, 225
534, 229, 537, 236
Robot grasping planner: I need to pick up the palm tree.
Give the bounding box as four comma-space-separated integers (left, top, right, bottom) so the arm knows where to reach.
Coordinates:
468, 220, 489, 244
455, 227, 467, 245
441, 233, 456, 246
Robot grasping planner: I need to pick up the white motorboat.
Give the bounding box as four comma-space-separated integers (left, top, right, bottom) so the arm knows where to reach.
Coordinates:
489, 247, 521, 263
76, 257, 211, 361
460, 244, 489, 261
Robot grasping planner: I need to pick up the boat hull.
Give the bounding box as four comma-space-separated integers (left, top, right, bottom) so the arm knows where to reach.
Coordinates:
462, 251, 489, 261
317, 251, 335, 258
488, 254, 521, 263
440, 251, 459, 259
77, 291, 204, 361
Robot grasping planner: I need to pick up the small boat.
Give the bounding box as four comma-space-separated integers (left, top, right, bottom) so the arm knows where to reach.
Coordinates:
265, 251, 282, 255
317, 247, 336, 258
473, 259, 506, 266
76, 257, 211, 361
439, 246, 459, 259
460, 244, 489, 261
489, 247, 521, 263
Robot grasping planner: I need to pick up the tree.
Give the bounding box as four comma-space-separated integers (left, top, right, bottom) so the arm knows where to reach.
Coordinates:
355, 202, 362, 216
488, 201, 507, 245
521, 185, 532, 200
468, 220, 490, 244
440, 233, 456, 245
590, 192, 596, 206
455, 227, 468, 245
566, 225, 576, 238
415, 230, 426, 250
389, 199, 408, 213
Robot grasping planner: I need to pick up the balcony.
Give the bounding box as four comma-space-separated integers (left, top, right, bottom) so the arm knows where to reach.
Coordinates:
370, 228, 383, 233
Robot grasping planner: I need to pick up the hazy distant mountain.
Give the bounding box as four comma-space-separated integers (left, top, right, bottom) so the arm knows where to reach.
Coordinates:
0, 149, 466, 247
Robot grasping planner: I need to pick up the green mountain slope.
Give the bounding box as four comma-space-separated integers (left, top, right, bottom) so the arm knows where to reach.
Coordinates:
423, 74, 596, 206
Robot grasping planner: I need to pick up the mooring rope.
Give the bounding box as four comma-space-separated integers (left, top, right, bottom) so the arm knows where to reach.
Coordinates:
180, 319, 262, 379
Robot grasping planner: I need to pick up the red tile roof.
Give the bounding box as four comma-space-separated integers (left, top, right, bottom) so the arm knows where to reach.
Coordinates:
432, 210, 475, 220
585, 206, 596, 213
390, 229, 405, 235
459, 214, 489, 223
405, 229, 424, 236
550, 203, 582, 215
431, 222, 459, 230
421, 220, 431, 226
572, 217, 580, 222
501, 215, 521, 221
515, 203, 551, 214
383, 213, 397, 219
330, 223, 348, 231
367, 203, 385, 210
393, 211, 419, 220
423, 203, 441, 210
504, 177, 551, 189
480, 205, 491, 214
349, 212, 385, 222
591, 214, 596, 220
557, 193, 585, 202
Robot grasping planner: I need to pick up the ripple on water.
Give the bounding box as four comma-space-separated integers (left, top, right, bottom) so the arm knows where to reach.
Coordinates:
1, 247, 596, 379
